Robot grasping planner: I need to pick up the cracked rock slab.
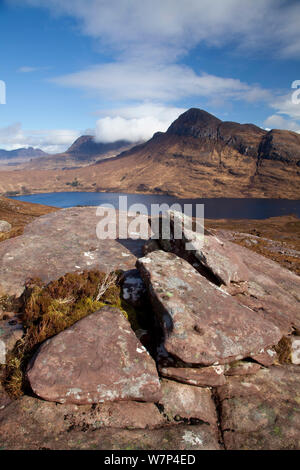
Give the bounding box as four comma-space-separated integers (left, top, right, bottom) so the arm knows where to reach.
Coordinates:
0, 208, 149, 297
27, 307, 161, 404
0, 394, 221, 450
137, 250, 281, 365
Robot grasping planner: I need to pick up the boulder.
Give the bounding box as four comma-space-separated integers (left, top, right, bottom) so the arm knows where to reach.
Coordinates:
217, 365, 300, 450
27, 307, 161, 404
0, 220, 11, 233
159, 365, 226, 387
0, 317, 24, 364
137, 250, 281, 365
0, 208, 150, 297
158, 379, 218, 427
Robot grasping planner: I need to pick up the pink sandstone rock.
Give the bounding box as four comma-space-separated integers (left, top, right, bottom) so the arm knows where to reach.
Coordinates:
137, 250, 282, 365
159, 365, 226, 387
27, 307, 161, 404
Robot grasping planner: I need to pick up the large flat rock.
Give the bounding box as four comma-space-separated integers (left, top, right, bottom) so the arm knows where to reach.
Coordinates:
217, 365, 300, 450
137, 250, 281, 365
0, 207, 149, 297
152, 210, 300, 333
27, 307, 161, 404
0, 394, 221, 449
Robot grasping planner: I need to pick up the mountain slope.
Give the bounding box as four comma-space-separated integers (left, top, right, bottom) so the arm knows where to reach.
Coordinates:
0, 108, 299, 198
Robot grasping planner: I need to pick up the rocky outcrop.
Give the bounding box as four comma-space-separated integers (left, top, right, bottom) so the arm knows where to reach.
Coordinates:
258, 129, 300, 165
137, 250, 281, 365
1, 205, 300, 450
27, 307, 161, 404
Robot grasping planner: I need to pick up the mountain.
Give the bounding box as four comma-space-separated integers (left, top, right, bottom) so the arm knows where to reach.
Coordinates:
65, 135, 132, 160
0, 147, 47, 160
0, 108, 299, 198
20, 136, 136, 170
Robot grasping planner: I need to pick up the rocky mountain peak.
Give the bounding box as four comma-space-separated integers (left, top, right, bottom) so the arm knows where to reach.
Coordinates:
167, 108, 222, 139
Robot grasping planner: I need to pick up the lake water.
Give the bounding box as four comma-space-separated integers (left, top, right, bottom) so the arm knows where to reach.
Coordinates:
12, 191, 300, 219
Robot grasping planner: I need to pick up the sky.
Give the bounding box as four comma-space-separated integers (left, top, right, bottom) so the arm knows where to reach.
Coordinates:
0, 0, 300, 153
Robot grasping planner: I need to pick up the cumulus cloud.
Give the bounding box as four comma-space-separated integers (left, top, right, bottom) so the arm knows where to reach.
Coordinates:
264, 114, 300, 133
0, 123, 80, 153
7, 0, 300, 143
95, 105, 185, 143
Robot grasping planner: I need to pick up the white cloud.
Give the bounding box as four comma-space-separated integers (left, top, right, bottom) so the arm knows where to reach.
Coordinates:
264, 115, 300, 133
0, 123, 80, 153
18, 66, 39, 73
11, 0, 300, 59
7, 0, 300, 144
95, 104, 185, 143
270, 92, 300, 121
52, 62, 270, 104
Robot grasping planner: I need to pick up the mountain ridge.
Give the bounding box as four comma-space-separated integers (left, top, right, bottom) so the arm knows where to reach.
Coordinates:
0, 108, 299, 199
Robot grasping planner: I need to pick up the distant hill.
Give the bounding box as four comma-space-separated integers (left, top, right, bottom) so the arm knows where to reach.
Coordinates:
0, 147, 47, 160
21, 136, 136, 170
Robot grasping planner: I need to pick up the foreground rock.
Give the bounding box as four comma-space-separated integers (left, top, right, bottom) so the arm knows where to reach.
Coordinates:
137, 251, 281, 365
0, 208, 150, 297
27, 307, 161, 404
159, 379, 218, 427
0, 395, 221, 450
218, 365, 300, 450
153, 210, 300, 333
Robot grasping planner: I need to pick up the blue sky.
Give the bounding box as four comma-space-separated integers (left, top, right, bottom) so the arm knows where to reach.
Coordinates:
1, 0, 300, 152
